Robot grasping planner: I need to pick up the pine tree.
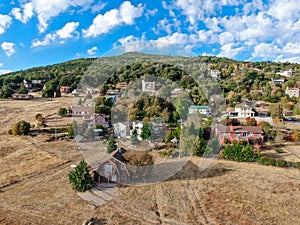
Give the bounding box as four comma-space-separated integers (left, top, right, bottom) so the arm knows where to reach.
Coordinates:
106, 135, 116, 154
68, 161, 93, 192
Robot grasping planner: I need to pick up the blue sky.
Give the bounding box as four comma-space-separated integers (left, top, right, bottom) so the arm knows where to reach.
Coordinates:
1, 0, 300, 74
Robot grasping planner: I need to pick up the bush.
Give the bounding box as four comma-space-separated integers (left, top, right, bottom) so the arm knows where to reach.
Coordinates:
222, 143, 259, 162
275, 159, 287, 167
290, 161, 300, 169
68, 161, 93, 192
259, 157, 276, 166
58, 107, 68, 117
11, 120, 31, 135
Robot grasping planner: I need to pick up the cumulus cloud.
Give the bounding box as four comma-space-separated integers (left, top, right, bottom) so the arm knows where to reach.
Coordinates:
153, 18, 181, 35
0, 69, 12, 75
0, 14, 12, 35
83, 1, 144, 38
217, 43, 245, 58
31, 22, 79, 47
11, 2, 33, 23
87, 46, 98, 55
11, 0, 95, 32
114, 33, 196, 56
1, 42, 16, 57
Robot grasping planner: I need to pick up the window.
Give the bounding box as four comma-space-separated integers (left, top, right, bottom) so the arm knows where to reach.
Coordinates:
105, 164, 112, 173
120, 164, 126, 170
111, 175, 117, 182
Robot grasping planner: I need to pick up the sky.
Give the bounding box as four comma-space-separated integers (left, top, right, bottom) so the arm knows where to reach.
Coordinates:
1, 0, 300, 74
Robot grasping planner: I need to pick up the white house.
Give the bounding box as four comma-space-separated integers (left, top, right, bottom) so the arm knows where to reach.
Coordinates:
285, 87, 300, 98
229, 104, 255, 118
188, 106, 212, 117
113, 122, 130, 139
131, 121, 144, 140
276, 69, 293, 77
210, 70, 221, 79
142, 80, 156, 93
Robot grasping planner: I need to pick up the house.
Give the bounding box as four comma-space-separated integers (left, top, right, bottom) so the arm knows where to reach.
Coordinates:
106, 89, 119, 95
285, 87, 300, 98
229, 104, 255, 118
188, 105, 212, 117
60, 86, 70, 95
271, 78, 285, 84
69, 106, 93, 117
93, 147, 131, 184
94, 114, 109, 128
116, 82, 128, 89
131, 121, 144, 140
142, 80, 155, 93
210, 70, 221, 79
22, 80, 32, 89
12, 93, 34, 100
215, 125, 264, 145
113, 122, 130, 138
276, 69, 293, 77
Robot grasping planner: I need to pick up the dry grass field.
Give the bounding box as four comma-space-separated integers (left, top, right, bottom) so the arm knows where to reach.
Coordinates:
0, 97, 300, 225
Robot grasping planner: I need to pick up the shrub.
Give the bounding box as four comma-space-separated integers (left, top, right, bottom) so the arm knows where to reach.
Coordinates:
11, 120, 31, 135
275, 159, 287, 167
58, 107, 68, 117
259, 157, 276, 166
290, 162, 300, 169
35, 113, 44, 122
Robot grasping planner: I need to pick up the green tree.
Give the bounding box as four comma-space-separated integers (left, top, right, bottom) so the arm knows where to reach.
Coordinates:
141, 122, 151, 140
0, 85, 14, 98
131, 129, 140, 146
18, 83, 29, 94
68, 160, 93, 192
68, 123, 74, 138
106, 135, 117, 154
58, 107, 68, 117
270, 103, 283, 120
11, 120, 31, 135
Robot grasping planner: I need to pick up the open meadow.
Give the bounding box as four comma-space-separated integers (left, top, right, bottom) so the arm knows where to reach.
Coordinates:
0, 97, 300, 225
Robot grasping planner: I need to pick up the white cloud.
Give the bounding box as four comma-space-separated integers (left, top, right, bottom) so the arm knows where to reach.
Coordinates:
1, 42, 16, 57
12, 0, 95, 32
83, 1, 144, 38
153, 18, 181, 35
114, 33, 196, 56
0, 14, 12, 35
219, 32, 234, 45
11, 2, 33, 23
56, 22, 79, 38
252, 42, 281, 59
31, 21, 79, 47
172, 0, 241, 24
267, 0, 300, 21
0, 69, 12, 75
87, 46, 98, 55
217, 43, 245, 58
0, 63, 3, 67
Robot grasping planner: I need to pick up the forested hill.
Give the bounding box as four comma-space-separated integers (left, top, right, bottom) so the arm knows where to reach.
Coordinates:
0, 52, 300, 101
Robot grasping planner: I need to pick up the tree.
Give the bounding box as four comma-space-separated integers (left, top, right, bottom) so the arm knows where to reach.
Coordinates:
0, 85, 14, 98
18, 83, 28, 94
131, 129, 140, 146
58, 107, 68, 117
106, 135, 117, 154
270, 103, 283, 120
11, 120, 31, 135
35, 113, 43, 122
68, 160, 93, 192
141, 122, 151, 140
245, 117, 257, 126
68, 123, 74, 138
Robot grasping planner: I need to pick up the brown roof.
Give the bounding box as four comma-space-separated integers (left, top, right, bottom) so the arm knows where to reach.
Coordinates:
217, 125, 263, 133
